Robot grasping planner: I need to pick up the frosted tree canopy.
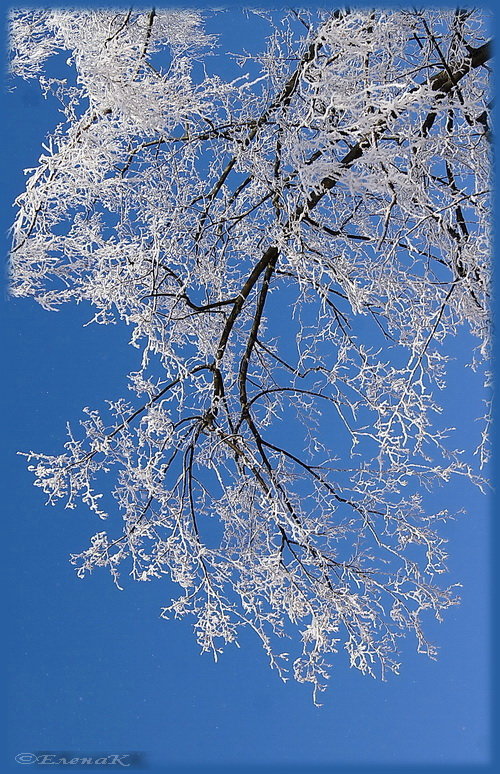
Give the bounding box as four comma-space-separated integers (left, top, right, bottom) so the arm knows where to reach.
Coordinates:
9, 7, 491, 702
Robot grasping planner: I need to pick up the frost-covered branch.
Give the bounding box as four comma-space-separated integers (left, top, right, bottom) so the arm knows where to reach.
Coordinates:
9, 7, 491, 702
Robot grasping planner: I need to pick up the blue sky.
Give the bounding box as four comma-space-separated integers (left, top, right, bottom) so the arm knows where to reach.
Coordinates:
1, 4, 495, 772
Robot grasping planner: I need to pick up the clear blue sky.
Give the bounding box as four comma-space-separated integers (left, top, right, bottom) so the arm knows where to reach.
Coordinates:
1, 3, 495, 772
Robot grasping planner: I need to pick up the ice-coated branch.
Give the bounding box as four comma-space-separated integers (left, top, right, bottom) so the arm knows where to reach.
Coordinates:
9, 7, 491, 702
